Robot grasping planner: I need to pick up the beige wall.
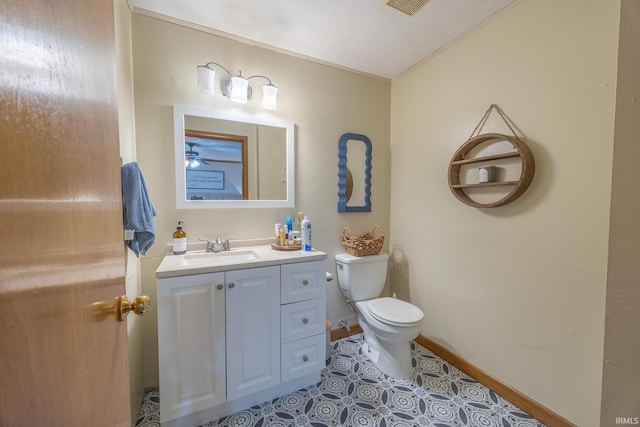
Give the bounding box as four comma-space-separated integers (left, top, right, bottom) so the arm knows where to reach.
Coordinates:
389, 0, 619, 425
131, 13, 391, 387
601, 0, 640, 424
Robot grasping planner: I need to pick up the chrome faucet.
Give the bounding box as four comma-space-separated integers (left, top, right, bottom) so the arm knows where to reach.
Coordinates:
199, 237, 230, 253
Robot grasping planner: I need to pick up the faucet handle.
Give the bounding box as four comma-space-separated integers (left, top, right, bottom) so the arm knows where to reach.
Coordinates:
222, 237, 236, 251
199, 238, 214, 252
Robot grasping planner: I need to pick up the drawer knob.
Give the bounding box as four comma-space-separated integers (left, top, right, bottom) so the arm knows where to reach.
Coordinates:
302, 279, 309, 286
228, 283, 235, 289
302, 318, 309, 324
303, 355, 309, 362
216, 284, 223, 290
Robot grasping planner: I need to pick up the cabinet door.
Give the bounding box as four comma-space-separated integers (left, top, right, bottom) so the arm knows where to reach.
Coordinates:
157, 273, 226, 423
226, 266, 281, 400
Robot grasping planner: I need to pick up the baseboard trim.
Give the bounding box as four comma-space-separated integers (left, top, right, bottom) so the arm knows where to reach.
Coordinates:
330, 324, 363, 341
415, 335, 575, 427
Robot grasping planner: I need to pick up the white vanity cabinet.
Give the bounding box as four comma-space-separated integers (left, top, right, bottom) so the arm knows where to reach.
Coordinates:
156, 248, 327, 427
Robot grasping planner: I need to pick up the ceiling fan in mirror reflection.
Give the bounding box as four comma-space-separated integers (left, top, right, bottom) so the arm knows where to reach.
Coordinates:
185, 143, 207, 168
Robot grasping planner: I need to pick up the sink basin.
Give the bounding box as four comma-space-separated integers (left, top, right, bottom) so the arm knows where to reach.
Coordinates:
180, 250, 259, 267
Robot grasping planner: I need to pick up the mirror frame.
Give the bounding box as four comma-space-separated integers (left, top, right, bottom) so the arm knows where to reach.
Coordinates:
173, 105, 295, 209
338, 132, 372, 213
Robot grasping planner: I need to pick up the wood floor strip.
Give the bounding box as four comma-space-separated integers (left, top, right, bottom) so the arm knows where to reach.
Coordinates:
330, 324, 363, 341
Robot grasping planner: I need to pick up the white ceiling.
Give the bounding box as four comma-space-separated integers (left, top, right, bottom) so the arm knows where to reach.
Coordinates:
132, 0, 514, 79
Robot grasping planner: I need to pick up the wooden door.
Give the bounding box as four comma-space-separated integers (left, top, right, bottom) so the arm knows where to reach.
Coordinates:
0, 1, 130, 426
225, 266, 281, 401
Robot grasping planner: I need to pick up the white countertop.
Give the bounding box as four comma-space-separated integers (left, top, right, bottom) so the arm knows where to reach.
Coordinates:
156, 244, 328, 279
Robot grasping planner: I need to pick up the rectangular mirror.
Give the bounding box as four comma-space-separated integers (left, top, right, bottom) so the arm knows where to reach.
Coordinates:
174, 105, 295, 209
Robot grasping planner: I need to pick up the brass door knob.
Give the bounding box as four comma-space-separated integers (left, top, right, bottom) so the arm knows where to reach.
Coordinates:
117, 295, 150, 321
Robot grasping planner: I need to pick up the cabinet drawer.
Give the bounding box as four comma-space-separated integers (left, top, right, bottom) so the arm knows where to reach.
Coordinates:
281, 334, 326, 382
281, 260, 325, 304
281, 298, 326, 344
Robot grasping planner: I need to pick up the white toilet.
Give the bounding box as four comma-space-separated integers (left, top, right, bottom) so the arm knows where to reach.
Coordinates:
335, 252, 424, 379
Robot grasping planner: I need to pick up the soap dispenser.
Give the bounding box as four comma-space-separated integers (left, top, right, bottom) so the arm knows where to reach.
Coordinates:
172, 221, 187, 255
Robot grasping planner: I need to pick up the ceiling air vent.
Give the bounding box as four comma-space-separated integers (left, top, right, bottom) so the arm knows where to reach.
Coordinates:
383, 0, 429, 16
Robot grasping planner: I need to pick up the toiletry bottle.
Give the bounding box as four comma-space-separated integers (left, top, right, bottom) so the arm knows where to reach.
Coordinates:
283, 222, 288, 242
279, 225, 285, 247
294, 212, 304, 232
301, 216, 311, 251
173, 221, 187, 255
285, 216, 293, 236
275, 223, 282, 245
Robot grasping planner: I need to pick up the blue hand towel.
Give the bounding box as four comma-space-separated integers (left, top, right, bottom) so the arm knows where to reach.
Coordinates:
121, 162, 157, 256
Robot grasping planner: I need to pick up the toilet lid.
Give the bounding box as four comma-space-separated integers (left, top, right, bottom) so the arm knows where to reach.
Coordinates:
365, 297, 424, 325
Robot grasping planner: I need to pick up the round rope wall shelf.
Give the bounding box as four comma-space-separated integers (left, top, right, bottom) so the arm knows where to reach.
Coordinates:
447, 133, 535, 208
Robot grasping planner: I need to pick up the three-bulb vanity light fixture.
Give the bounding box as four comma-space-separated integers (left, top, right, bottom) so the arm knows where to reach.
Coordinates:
196, 61, 279, 110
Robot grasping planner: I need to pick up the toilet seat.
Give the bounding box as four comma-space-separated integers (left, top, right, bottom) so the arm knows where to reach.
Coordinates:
364, 297, 424, 327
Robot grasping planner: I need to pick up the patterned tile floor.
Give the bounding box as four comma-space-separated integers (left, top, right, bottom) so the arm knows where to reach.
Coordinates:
136, 334, 545, 427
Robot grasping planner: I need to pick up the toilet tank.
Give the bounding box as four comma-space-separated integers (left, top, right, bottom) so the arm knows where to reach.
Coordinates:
335, 252, 389, 301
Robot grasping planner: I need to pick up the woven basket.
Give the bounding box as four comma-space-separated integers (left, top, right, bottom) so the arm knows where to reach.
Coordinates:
341, 225, 384, 256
